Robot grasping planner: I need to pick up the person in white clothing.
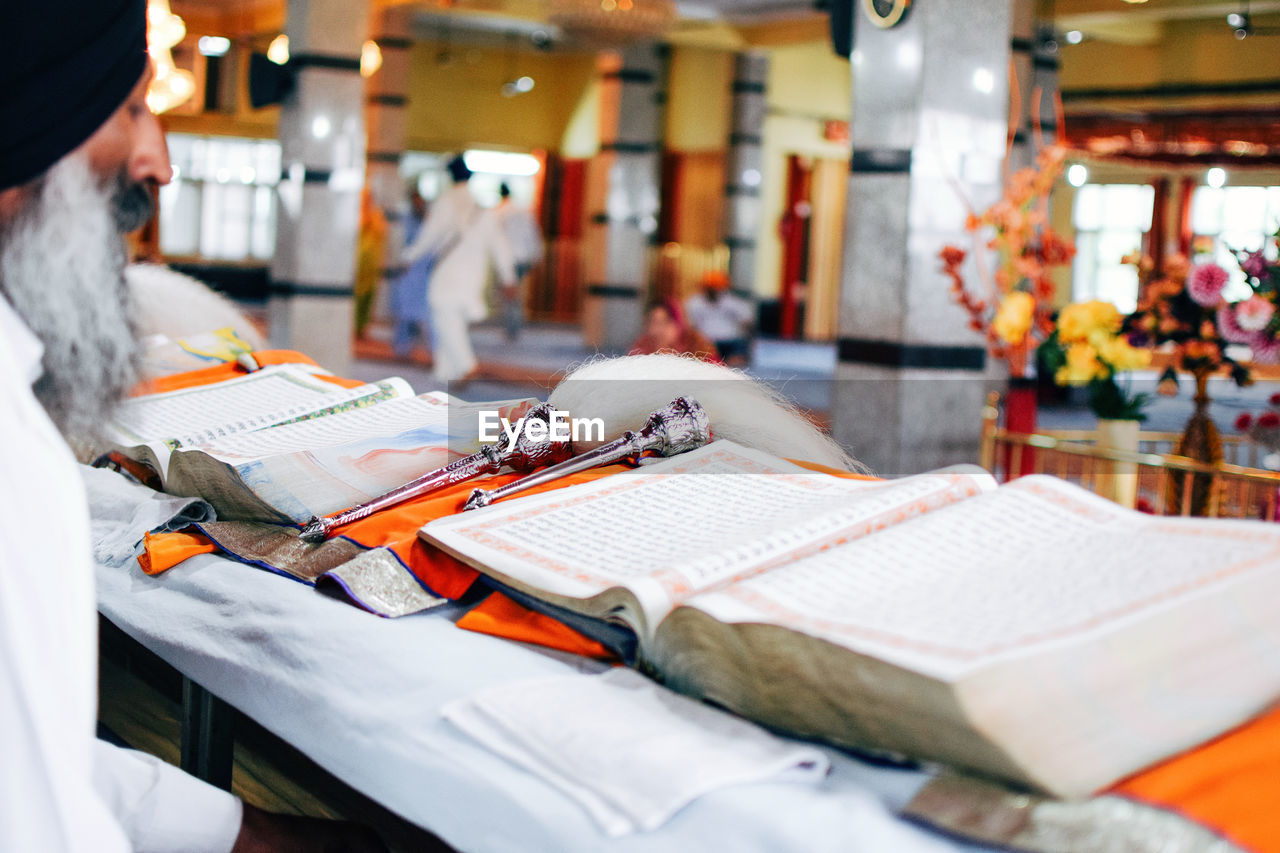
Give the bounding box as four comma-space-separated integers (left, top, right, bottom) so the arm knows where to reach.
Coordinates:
494, 182, 544, 342
0, 2, 383, 850
402, 156, 517, 384
684, 270, 755, 366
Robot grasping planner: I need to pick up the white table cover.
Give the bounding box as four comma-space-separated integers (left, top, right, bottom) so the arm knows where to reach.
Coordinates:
91, 471, 991, 853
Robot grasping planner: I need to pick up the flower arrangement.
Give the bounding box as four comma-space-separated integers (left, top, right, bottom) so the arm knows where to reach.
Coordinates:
1038, 300, 1152, 420
1218, 232, 1280, 365
940, 145, 1076, 376
1123, 252, 1254, 394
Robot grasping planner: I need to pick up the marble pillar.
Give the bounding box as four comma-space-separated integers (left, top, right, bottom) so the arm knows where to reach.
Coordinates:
582, 43, 668, 354
364, 6, 415, 329
1008, 0, 1059, 173
829, 1, 1011, 476
268, 0, 369, 376
724, 51, 768, 300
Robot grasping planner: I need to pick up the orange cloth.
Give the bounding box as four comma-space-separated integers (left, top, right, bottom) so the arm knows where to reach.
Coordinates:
138, 529, 219, 575
1111, 703, 1280, 852
456, 591, 617, 661
787, 458, 879, 481
132, 350, 365, 396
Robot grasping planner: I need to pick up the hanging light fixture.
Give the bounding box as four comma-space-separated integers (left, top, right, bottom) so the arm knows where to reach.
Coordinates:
361, 40, 383, 77
146, 0, 196, 114
267, 33, 290, 65
548, 0, 677, 44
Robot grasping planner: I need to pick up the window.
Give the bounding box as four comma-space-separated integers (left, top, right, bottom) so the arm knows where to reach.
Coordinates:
1190, 185, 1280, 301
159, 133, 281, 262
1071, 183, 1154, 313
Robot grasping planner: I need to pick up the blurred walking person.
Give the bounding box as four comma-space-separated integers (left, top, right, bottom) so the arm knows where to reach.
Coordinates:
402, 156, 517, 384
494, 182, 544, 342
353, 187, 387, 340
390, 188, 432, 359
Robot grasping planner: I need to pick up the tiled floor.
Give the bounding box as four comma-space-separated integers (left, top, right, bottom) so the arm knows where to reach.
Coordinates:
351, 320, 1277, 452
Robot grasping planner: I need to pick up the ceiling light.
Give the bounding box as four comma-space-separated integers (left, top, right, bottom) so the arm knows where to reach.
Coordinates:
1065, 30, 1083, 44
463, 150, 541, 177
502, 75, 536, 97
1067, 164, 1088, 187
145, 0, 195, 114
267, 34, 290, 65
1207, 167, 1227, 189
198, 35, 230, 56
360, 40, 382, 77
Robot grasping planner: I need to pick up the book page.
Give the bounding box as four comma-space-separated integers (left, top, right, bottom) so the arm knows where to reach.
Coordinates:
199, 397, 538, 522
193, 393, 463, 460
108, 365, 411, 448
686, 475, 1280, 678
422, 441, 994, 608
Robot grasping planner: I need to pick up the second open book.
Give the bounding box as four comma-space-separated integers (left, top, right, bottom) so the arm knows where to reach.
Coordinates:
106, 363, 530, 523
421, 440, 1280, 799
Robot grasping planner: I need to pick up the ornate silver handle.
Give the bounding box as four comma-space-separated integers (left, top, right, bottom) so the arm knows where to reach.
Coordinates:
299, 402, 571, 542
463, 397, 710, 511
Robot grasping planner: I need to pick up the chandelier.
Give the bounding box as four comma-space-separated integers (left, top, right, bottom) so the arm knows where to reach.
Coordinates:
548, 0, 677, 44
146, 0, 196, 114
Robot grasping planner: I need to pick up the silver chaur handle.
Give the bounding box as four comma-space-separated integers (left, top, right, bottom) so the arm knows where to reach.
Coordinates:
298, 402, 571, 542
463, 397, 711, 511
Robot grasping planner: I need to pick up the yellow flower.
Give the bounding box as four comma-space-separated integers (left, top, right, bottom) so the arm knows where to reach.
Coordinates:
1098, 335, 1151, 372
1058, 300, 1121, 343
992, 291, 1035, 345
1055, 342, 1106, 385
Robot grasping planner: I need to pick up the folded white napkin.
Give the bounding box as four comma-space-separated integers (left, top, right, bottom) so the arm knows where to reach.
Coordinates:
442, 667, 830, 837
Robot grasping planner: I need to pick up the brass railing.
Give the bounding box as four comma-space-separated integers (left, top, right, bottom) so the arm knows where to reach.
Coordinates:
979, 392, 1280, 520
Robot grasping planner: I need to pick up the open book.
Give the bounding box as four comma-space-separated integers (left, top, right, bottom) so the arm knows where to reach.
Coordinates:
421, 440, 1280, 799
109, 363, 531, 523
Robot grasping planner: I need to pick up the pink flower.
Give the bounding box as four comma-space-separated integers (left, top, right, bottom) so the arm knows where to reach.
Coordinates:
1188, 262, 1229, 307
1242, 250, 1270, 279
1235, 295, 1275, 331
1270, 392, 1280, 407
1236, 412, 1254, 431
1261, 412, 1280, 429
1217, 305, 1256, 344
1251, 335, 1280, 365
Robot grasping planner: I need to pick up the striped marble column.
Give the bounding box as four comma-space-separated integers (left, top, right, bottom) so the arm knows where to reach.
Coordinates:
723, 51, 768, 300
268, 0, 369, 376
829, 0, 1011, 476
364, 5, 415, 326
583, 43, 668, 354
1008, 0, 1059, 173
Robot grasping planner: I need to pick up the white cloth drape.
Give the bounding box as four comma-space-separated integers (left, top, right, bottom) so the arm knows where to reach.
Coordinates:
0, 297, 241, 852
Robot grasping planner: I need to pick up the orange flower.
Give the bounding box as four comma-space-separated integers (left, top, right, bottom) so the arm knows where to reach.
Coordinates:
1164, 253, 1190, 279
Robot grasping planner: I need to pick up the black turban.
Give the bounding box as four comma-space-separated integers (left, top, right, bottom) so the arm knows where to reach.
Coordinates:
0, 0, 148, 191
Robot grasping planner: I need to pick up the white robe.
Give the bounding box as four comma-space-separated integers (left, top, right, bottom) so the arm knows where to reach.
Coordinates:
0, 297, 243, 852
403, 184, 517, 381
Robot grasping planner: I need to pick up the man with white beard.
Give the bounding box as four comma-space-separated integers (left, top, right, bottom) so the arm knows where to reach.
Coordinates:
0, 1, 383, 850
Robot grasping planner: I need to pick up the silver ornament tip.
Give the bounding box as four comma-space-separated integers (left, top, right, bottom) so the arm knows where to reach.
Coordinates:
463, 488, 493, 512
298, 517, 329, 543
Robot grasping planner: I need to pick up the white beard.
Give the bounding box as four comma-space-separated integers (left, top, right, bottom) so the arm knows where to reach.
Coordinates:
548, 353, 864, 473
0, 152, 141, 442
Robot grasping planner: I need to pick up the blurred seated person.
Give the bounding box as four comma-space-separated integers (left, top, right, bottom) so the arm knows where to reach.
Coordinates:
630, 299, 720, 362
684, 270, 754, 366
